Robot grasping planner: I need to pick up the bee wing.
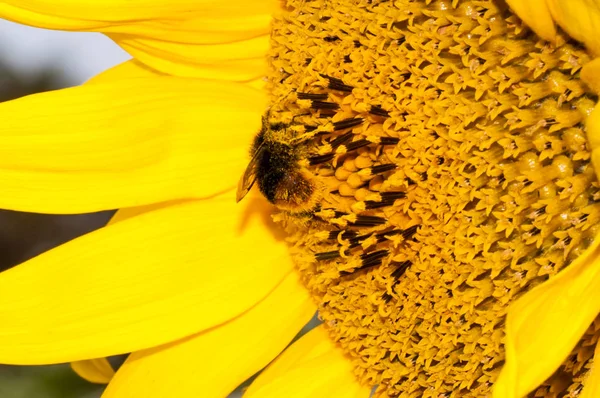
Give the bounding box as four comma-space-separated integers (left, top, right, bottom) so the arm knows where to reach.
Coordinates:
236, 143, 265, 203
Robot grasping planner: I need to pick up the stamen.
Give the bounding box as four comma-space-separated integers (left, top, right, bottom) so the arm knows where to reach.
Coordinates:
364, 192, 406, 209
315, 250, 342, 261
402, 225, 419, 240
333, 117, 364, 131
327, 230, 358, 240
369, 105, 390, 117
329, 131, 354, 148
360, 249, 389, 267
319, 74, 354, 92
344, 139, 371, 151
369, 164, 397, 174
297, 93, 329, 101
390, 260, 412, 279
310, 100, 339, 110
349, 215, 387, 227
340, 249, 390, 275
309, 153, 335, 165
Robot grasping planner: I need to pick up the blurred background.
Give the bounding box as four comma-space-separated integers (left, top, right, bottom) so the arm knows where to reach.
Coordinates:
0, 20, 129, 398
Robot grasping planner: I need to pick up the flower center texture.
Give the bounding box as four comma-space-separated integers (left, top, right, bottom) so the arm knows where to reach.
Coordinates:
268, 0, 600, 395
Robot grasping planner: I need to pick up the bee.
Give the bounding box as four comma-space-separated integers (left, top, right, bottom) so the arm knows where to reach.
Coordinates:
236, 113, 323, 213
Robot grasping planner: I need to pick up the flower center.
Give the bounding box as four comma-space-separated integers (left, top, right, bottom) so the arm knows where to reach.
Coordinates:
269, 0, 600, 395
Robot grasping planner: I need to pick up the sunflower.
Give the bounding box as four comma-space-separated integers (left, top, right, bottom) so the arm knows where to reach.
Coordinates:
1, 0, 600, 397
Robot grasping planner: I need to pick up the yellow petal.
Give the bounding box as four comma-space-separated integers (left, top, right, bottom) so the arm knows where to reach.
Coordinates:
244, 325, 371, 398
71, 358, 115, 384
581, 342, 600, 398
115, 34, 272, 81
0, 0, 277, 79
245, 77, 268, 92
546, 0, 600, 57
506, 0, 557, 43
493, 236, 600, 398
582, 58, 600, 95
103, 272, 316, 398
0, 193, 290, 364
108, 202, 176, 225
86, 59, 163, 84
0, 77, 265, 213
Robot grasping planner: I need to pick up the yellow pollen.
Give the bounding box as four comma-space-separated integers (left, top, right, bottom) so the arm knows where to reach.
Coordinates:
268, 0, 600, 396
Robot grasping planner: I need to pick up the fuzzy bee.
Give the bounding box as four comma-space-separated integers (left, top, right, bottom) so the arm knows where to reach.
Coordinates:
236, 75, 388, 212
235, 113, 323, 213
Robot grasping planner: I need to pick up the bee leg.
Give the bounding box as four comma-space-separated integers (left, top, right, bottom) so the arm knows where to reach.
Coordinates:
290, 112, 309, 121
290, 129, 323, 146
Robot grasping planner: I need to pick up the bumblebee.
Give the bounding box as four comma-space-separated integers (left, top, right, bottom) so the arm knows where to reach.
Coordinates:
236, 113, 322, 213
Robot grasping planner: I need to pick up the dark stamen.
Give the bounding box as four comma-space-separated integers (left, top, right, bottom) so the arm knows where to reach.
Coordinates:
349, 233, 372, 248
365, 192, 405, 209
345, 139, 371, 151
344, 55, 352, 63
333, 117, 364, 131
402, 225, 419, 239
365, 201, 393, 209
381, 192, 406, 200
309, 153, 335, 165
340, 250, 389, 275
323, 35, 341, 42
391, 260, 412, 279
370, 164, 397, 174
330, 132, 354, 148
315, 251, 341, 261
369, 105, 390, 117
350, 215, 387, 227
297, 92, 328, 100
376, 229, 403, 242
311, 100, 339, 110
380, 137, 400, 145
382, 292, 394, 303
319, 74, 354, 92
328, 230, 358, 240
360, 249, 389, 267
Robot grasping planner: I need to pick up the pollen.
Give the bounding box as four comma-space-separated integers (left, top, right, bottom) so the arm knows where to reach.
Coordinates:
269, 0, 600, 396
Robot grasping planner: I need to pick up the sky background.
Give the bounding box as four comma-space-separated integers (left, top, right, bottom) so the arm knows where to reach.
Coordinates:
0, 19, 131, 85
